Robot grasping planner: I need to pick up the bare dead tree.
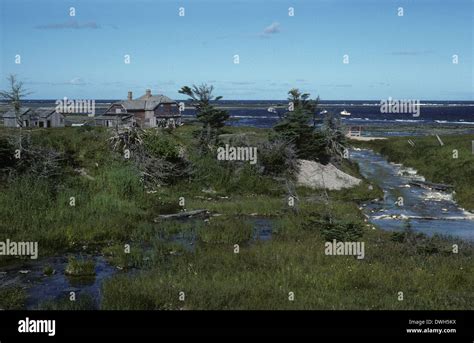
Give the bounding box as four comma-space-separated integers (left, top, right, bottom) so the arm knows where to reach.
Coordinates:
320, 112, 347, 163
0, 75, 33, 151
3, 132, 65, 180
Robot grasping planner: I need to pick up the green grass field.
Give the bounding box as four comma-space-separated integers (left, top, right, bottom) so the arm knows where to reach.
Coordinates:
0, 126, 472, 310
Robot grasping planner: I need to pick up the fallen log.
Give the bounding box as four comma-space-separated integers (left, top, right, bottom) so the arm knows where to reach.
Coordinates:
408, 181, 453, 191
154, 209, 210, 221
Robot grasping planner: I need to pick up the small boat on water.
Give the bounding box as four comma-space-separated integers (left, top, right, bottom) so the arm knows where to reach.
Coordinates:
340, 109, 351, 116
320, 110, 328, 114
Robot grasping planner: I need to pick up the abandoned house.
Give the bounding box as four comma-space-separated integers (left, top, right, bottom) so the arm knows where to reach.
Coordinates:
100, 89, 182, 128
2, 107, 65, 128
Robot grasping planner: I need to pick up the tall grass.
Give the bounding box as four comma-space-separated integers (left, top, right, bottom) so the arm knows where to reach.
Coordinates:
101, 221, 474, 310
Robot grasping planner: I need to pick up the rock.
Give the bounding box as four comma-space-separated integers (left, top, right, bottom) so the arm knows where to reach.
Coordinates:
296, 159, 362, 190
155, 209, 210, 220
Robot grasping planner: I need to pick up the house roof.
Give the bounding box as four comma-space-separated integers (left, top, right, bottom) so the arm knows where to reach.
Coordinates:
36, 108, 58, 118
136, 94, 175, 103
111, 92, 177, 112
2, 107, 31, 118
2, 107, 59, 119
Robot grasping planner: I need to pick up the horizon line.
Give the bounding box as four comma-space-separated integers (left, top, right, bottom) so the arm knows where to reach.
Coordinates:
8, 98, 474, 102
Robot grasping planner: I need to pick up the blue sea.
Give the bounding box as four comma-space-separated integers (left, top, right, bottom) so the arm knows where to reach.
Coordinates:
19, 99, 474, 133
180, 100, 474, 129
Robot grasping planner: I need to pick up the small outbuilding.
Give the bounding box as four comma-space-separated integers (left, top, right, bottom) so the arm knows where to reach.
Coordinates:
2, 107, 65, 128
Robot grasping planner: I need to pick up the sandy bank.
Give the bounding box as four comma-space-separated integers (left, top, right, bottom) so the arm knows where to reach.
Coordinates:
346, 135, 387, 141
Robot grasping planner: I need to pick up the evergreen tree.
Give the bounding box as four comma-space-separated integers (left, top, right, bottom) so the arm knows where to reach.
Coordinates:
273, 89, 328, 162
179, 84, 229, 129
179, 84, 229, 150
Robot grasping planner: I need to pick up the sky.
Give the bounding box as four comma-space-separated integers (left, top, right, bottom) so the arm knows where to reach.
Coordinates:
0, 0, 472, 100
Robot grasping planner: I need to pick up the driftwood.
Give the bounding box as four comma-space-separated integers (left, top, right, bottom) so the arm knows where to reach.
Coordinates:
3, 133, 65, 179
154, 209, 210, 221
409, 181, 454, 191
109, 127, 191, 186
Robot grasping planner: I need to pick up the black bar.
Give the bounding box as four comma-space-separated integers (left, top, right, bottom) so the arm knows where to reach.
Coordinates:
0, 310, 472, 339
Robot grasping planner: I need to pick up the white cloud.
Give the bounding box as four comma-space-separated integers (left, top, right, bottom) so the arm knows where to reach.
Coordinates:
69, 77, 86, 85
35, 20, 100, 30
262, 22, 280, 36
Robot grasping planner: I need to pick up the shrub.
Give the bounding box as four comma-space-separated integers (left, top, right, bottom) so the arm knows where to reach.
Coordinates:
143, 130, 181, 162
43, 265, 55, 276
257, 139, 299, 178
65, 257, 96, 276
320, 221, 364, 241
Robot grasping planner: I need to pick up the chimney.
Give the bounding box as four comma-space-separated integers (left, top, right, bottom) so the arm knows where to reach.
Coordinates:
127, 91, 133, 101
145, 89, 152, 98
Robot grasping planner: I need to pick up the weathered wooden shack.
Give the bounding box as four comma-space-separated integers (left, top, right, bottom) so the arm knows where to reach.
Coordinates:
2, 107, 65, 128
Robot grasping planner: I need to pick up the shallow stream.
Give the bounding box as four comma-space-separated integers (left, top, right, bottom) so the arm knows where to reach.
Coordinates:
350, 149, 474, 242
